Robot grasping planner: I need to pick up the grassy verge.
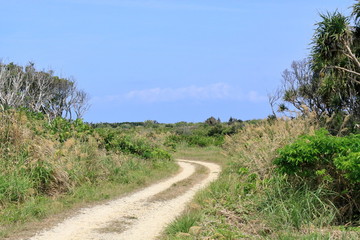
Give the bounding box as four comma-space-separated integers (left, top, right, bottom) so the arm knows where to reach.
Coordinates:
163, 119, 360, 239
172, 144, 225, 166
0, 110, 178, 239
1, 158, 178, 239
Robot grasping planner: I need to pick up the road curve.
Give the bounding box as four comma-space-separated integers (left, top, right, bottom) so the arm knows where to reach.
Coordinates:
27, 160, 221, 240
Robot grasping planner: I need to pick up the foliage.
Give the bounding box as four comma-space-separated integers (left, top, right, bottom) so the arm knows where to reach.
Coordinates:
275, 130, 360, 184
0, 110, 173, 207
204, 116, 220, 126
96, 128, 172, 161
163, 120, 243, 149
272, 3, 360, 132
46, 117, 93, 142
165, 134, 224, 148
275, 129, 360, 222
0, 61, 89, 119
164, 118, 360, 239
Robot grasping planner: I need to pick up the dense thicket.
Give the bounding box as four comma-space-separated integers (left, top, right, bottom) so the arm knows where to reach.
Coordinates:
0, 62, 89, 119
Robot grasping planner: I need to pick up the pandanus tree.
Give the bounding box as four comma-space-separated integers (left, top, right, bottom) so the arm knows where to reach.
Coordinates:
311, 6, 360, 121
277, 2, 360, 131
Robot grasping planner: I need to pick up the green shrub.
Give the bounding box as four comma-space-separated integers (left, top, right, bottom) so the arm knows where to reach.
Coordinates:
96, 129, 172, 161
275, 129, 360, 185
46, 117, 93, 142
274, 129, 360, 223
165, 134, 224, 148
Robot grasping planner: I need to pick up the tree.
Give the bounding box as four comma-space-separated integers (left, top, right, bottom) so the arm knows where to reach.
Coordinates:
311, 6, 360, 120
276, 3, 360, 129
0, 61, 90, 120
312, 12, 357, 76
279, 59, 324, 116
205, 116, 218, 126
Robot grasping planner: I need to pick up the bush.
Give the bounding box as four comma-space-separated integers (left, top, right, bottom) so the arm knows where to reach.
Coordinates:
46, 117, 93, 142
275, 129, 360, 185
165, 134, 224, 147
96, 128, 172, 161
274, 129, 360, 223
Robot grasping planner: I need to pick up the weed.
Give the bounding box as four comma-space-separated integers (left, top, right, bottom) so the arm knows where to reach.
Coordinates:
165, 211, 202, 235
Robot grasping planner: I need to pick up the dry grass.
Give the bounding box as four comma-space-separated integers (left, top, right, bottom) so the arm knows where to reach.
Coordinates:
223, 117, 317, 178
0, 110, 178, 239
0, 110, 128, 197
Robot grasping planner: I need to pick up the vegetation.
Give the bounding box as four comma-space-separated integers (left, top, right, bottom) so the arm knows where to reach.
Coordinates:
0, 88, 241, 238
164, 2, 360, 239
3, 2, 360, 239
0, 60, 180, 238
0, 108, 178, 237
0, 62, 89, 119
164, 117, 360, 239
268, 1, 360, 134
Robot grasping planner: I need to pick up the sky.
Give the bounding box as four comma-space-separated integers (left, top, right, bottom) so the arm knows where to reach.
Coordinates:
0, 0, 355, 123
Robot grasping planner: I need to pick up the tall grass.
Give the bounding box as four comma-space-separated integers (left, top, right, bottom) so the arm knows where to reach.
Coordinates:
164, 117, 359, 239
223, 117, 317, 178
0, 110, 176, 238
260, 176, 338, 231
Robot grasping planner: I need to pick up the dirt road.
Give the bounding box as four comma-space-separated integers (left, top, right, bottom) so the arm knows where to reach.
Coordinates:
28, 160, 221, 240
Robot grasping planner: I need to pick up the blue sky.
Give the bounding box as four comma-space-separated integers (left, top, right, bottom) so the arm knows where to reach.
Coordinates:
0, 0, 354, 123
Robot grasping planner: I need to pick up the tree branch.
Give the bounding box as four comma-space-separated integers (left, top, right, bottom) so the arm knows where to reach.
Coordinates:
344, 43, 360, 69
328, 66, 360, 84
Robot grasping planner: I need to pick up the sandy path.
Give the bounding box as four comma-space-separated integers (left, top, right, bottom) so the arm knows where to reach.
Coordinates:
27, 160, 221, 240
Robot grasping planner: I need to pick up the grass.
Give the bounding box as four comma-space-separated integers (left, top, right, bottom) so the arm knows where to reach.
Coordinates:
162, 118, 360, 239
1, 159, 178, 239
165, 210, 202, 236
2, 110, 360, 239
172, 144, 226, 166
0, 110, 178, 239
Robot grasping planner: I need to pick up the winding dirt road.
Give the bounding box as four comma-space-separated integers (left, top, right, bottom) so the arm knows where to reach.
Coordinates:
27, 160, 221, 240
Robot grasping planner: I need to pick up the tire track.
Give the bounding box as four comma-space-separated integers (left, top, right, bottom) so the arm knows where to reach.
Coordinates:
27, 160, 221, 240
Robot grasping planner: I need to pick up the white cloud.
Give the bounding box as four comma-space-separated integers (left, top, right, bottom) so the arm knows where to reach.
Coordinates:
92, 82, 267, 104
125, 82, 231, 102
246, 91, 268, 103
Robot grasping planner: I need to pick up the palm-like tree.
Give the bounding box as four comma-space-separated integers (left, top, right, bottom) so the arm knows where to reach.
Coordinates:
312, 11, 360, 81
277, 1, 360, 123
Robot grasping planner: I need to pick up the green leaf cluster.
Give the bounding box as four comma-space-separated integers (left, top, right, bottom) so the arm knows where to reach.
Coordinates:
96, 128, 172, 161
46, 117, 93, 142
275, 129, 360, 185
274, 130, 360, 222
